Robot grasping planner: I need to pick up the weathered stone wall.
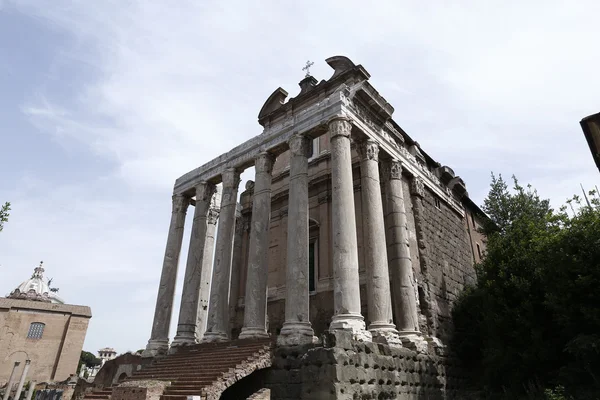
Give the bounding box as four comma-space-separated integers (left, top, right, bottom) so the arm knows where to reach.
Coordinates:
464, 208, 487, 265
266, 337, 476, 400
411, 187, 476, 342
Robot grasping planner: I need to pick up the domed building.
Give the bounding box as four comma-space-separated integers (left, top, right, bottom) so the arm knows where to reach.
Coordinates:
7, 262, 65, 304
0, 262, 92, 390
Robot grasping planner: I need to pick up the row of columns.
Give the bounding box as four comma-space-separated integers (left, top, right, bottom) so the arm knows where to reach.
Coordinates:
143, 117, 423, 356
3, 360, 34, 400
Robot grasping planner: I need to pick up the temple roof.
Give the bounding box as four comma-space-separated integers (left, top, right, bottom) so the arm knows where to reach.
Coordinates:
7, 261, 65, 304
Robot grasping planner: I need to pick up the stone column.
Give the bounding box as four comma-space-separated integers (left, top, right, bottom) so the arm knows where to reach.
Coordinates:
240, 152, 275, 339
14, 360, 31, 400
2, 361, 20, 400
328, 118, 370, 340
172, 182, 217, 349
278, 134, 315, 346
25, 381, 36, 400
228, 208, 245, 336
142, 194, 189, 358
196, 196, 220, 341
357, 140, 400, 345
382, 160, 424, 348
203, 168, 241, 342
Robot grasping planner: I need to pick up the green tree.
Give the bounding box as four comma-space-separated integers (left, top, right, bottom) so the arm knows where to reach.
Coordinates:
452, 174, 600, 399
77, 350, 101, 374
0, 202, 10, 232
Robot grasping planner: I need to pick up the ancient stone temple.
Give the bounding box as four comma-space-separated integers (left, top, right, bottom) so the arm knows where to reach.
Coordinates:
135, 56, 487, 399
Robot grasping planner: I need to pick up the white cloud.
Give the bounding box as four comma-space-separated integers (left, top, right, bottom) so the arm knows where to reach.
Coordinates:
1, 0, 599, 353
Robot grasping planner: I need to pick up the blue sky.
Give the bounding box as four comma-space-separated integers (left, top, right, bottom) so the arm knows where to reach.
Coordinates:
1, 0, 598, 354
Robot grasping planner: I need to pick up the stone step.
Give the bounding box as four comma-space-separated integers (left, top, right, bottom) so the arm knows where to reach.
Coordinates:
153, 354, 262, 365
159, 348, 268, 360
170, 342, 271, 352
163, 389, 205, 396
141, 361, 245, 371
164, 384, 213, 391
153, 354, 264, 366
160, 395, 187, 400
129, 374, 221, 381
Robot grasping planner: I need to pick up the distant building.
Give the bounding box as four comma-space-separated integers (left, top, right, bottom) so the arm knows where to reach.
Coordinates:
79, 348, 117, 381
580, 112, 600, 172
97, 348, 117, 366
0, 262, 92, 386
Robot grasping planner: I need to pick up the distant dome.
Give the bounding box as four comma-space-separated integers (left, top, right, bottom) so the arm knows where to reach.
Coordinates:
8, 262, 65, 304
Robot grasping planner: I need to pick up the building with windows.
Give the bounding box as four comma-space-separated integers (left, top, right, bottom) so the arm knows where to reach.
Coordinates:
0, 263, 92, 386
97, 348, 117, 365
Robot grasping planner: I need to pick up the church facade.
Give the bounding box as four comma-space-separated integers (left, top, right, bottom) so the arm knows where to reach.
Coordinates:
142, 55, 486, 359
0, 264, 92, 388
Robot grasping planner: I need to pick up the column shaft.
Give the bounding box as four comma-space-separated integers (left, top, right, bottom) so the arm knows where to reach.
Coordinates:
203, 168, 241, 342
14, 360, 31, 400
196, 203, 220, 341
2, 362, 20, 400
25, 381, 36, 400
240, 153, 275, 339
278, 134, 315, 346
357, 140, 399, 344
142, 195, 189, 358
228, 210, 245, 336
172, 182, 216, 348
383, 161, 420, 334
328, 118, 370, 340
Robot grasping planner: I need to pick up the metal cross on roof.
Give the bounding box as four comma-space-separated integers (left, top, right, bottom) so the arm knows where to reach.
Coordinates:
302, 60, 314, 77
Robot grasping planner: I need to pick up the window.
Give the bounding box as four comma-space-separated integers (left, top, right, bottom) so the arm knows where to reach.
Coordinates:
471, 213, 476, 227
434, 197, 441, 209
476, 243, 482, 260
309, 240, 317, 293
27, 322, 45, 339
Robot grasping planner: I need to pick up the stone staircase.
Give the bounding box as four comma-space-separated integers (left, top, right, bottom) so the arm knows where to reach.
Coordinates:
83, 388, 113, 400
126, 338, 274, 400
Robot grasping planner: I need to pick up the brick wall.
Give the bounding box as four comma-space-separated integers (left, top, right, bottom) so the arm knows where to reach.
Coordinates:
0, 299, 91, 384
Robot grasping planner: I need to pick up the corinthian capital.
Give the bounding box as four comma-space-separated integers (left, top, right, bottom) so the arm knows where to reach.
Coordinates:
255, 152, 275, 174
328, 118, 352, 139
288, 134, 311, 157
357, 139, 380, 162
207, 207, 220, 225
222, 168, 241, 189
195, 181, 217, 203
172, 194, 189, 214
410, 177, 426, 198
381, 160, 403, 182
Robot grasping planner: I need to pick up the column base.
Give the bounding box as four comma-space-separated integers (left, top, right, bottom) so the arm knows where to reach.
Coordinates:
141, 339, 169, 358
329, 313, 372, 342
277, 322, 316, 346
369, 324, 402, 348
169, 334, 196, 353
202, 331, 229, 343
238, 327, 270, 340
399, 331, 429, 353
